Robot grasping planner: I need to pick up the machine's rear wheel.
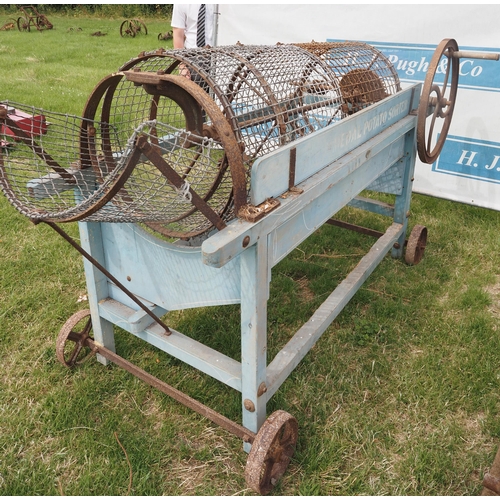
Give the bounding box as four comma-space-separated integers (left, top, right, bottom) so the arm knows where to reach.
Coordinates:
17, 16, 30, 32
120, 20, 134, 37
405, 224, 428, 265
135, 20, 147, 35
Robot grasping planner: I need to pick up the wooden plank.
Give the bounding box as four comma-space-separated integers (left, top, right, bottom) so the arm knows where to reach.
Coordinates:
27, 168, 96, 198
78, 221, 116, 365
240, 239, 270, 442
348, 196, 395, 218
101, 222, 242, 311
202, 113, 416, 269
98, 297, 242, 392
98, 296, 167, 334
267, 135, 405, 267
265, 222, 404, 399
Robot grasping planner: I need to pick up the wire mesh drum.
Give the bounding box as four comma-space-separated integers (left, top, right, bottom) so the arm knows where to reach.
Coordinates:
0, 42, 400, 239
294, 41, 400, 114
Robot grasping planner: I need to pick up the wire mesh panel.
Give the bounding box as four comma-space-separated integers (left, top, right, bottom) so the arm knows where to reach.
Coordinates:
0, 102, 111, 221
0, 42, 400, 238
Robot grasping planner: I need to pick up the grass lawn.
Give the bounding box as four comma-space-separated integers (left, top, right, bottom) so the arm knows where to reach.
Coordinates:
1, 12, 500, 496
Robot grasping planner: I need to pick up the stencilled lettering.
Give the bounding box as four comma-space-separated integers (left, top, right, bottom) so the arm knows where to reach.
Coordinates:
434, 136, 500, 184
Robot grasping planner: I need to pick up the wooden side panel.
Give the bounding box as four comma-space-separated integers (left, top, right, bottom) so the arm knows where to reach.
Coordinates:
100, 223, 241, 311
250, 85, 419, 205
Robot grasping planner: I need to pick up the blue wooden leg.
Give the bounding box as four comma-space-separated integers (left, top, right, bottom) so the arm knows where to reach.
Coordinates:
392, 129, 417, 259
78, 221, 115, 365
240, 238, 269, 452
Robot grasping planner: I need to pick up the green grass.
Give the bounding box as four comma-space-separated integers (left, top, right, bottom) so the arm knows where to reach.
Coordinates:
1, 11, 500, 496
0, 13, 174, 114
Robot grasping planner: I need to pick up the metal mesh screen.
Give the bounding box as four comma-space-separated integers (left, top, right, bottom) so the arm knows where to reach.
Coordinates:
0, 42, 400, 238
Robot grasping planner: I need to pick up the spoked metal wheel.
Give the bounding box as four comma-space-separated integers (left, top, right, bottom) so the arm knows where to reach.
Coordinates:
17, 17, 30, 32
36, 14, 53, 30
120, 20, 134, 37
56, 309, 96, 367
405, 224, 428, 265
135, 20, 147, 35
417, 38, 459, 164
245, 410, 298, 495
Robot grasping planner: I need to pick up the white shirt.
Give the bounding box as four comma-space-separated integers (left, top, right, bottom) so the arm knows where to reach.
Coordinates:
171, 4, 215, 49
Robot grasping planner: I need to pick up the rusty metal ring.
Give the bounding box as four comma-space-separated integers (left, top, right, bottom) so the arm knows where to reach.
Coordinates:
158, 73, 247, 211
124, 72, 247, 213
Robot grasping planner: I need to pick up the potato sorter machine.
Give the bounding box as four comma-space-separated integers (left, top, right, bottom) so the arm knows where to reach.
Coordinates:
1, 39, 495, 494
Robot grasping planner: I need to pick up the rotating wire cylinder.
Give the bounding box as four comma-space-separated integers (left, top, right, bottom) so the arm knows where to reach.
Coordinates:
0, 42, 400, 239
294, 41, 400, 114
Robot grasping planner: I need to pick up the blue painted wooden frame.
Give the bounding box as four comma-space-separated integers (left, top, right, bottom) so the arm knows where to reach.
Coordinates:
78, 84, 422, 448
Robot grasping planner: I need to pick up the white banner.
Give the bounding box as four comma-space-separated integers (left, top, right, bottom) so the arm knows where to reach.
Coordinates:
216, 4, 500, 210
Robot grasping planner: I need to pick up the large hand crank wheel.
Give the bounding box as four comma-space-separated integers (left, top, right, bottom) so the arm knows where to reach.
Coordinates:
56, 309, 96, 367
417, 38, 459, 164
245, 410, 298, 495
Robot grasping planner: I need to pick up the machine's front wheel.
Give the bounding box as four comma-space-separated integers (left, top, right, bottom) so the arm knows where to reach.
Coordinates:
245, 410, 298, 495
120, 20, 134, 37
56, 309, 96, 367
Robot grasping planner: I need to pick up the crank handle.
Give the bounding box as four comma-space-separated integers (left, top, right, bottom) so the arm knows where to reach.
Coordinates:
448, 49, 499, 61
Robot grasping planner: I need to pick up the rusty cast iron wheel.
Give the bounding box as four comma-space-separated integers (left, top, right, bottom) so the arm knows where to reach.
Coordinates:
17, 16, 30, 32
37, 14, 53, 30
417, 38, 459, 164
405, 224, 428, 265
120, 20, 134, 37
135, 20, 147, 35
56, 309, 96, 367
245, 410, 298, 495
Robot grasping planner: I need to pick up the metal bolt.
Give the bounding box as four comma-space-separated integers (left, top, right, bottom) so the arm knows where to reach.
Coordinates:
257, 382, 267, 397
127, 276, 132, 281
393, 242, 400, 249
242, 236, 250, 248
244, 399, 255, 412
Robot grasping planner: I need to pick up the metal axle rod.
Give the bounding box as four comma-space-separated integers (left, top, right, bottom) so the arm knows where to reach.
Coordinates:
85, 336, 256, 445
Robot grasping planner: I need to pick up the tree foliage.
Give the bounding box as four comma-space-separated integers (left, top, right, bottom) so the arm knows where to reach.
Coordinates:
0, 4, 173, 18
